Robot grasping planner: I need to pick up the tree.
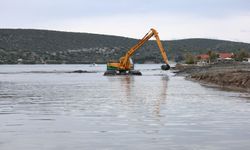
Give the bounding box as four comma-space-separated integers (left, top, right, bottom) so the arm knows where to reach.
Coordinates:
207, 50, 218, 63
235, 49, 249, 61
185, 53, 195, 64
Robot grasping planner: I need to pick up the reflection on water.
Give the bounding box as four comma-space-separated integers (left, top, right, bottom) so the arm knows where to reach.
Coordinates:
114, 76, 168, 117
0, 64, 250, 150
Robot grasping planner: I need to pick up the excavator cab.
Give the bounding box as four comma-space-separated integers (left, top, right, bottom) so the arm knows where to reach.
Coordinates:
129, 58, 134, 70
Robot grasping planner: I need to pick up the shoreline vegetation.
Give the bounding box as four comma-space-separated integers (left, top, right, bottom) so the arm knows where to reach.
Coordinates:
173, 62, 250, 92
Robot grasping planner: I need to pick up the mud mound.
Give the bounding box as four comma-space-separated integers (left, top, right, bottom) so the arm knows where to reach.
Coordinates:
191, 70, 250, 92
174, 62, 250, 92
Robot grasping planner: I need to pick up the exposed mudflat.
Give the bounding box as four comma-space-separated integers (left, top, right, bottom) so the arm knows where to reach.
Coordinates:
174, 62, 250, 92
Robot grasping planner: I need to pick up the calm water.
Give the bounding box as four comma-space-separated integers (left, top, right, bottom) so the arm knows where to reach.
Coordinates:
0, 64, 250, 150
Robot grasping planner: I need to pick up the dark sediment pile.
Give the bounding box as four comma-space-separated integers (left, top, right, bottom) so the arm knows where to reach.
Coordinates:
191, 70, 250, 92
174, 62, 250, 92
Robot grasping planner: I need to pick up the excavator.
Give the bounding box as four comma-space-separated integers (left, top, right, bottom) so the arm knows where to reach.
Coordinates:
104, 28, 170, 76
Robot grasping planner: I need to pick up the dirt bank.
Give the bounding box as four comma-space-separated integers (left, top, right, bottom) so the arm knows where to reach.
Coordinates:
174, 62, 250, 92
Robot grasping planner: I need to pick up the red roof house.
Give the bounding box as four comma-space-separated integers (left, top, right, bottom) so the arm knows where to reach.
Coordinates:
196, 54, 209, 60
218, 53, 234, 59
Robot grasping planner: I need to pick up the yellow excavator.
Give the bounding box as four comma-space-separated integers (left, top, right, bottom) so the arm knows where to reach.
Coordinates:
104, 28, 170, 76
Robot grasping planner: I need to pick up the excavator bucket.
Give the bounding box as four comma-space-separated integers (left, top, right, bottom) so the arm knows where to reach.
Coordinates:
161, 64, 170, 70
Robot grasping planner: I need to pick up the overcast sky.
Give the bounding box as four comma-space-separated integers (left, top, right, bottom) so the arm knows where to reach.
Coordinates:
1, 0, 250, 43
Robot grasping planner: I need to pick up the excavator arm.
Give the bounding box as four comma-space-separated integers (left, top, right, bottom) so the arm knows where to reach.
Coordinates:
119, 28, 170, 70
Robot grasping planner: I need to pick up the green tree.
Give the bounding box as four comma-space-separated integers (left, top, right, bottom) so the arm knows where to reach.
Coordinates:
185, 53, 195, 64
235, 49, 249, 61
207, 51, 218, 62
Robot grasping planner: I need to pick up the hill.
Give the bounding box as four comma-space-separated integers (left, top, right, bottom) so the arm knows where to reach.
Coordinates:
0, 29, 250, 64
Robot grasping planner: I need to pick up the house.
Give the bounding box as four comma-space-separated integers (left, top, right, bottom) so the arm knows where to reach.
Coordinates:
17, 58, 23, 64
218, 52, 234, 60
196, 54, 209, 66
196, 54, 209, 60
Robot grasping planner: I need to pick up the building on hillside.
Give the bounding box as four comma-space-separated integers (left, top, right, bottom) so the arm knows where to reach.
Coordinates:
196, 54, 209, 66
218, 52, 234, 61
196, 52, 235, 65
197, 54, 209, 60
17, 58, 23, 64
